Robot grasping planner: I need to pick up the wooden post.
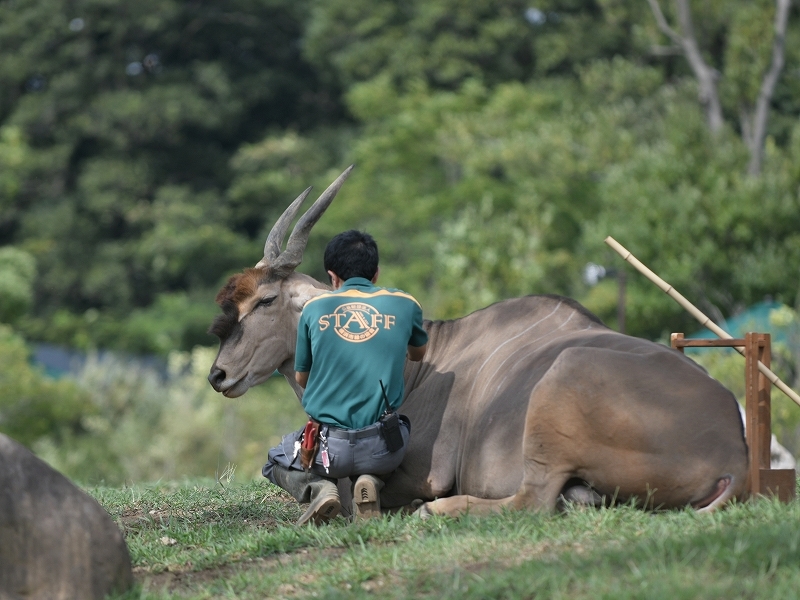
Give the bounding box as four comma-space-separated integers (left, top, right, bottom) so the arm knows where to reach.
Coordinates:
670, 333, 685, 353
746, 333, 771, 496
671, 332, 795, 502
746, 333, 796, 501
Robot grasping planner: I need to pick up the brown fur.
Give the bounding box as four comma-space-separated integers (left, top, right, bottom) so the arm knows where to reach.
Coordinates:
208, 268, 271, 340
215, 268, 268, 307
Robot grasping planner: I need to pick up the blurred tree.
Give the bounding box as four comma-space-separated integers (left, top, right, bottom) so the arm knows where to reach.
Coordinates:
297, 60, 665, 317
225, 126, 355, 278
31, 347, 306, 484
0, 0, 345, 353
304, 0, 535, 89
644, 0, 799, 175
0, 325, 93, 447
0, 0, 798, 353
583, 104, 800, 339
0, 126, 31, 237
0, 246, 36, 324
303, 0, 660, 90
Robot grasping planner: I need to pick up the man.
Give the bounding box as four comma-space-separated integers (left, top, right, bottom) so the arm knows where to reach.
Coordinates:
262, 230, 428, 525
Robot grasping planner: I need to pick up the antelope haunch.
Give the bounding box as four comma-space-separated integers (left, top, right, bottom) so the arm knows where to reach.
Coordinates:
208, 167, 748, 516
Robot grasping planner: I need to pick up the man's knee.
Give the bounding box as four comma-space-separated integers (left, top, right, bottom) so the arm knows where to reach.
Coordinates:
262, 459, 278, 485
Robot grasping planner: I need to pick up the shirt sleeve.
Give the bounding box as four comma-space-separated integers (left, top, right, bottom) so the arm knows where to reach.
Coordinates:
408, 302, 428, 347
294, 311, 313, 372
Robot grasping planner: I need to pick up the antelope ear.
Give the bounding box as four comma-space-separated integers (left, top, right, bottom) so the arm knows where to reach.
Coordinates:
289, 281, 328, 311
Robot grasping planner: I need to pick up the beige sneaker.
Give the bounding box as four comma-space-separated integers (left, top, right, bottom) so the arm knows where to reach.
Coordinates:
296, 480, 341, 526
353, 474, 384, 521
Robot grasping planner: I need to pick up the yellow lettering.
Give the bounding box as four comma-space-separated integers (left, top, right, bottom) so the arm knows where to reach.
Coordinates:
384, 314, 396, 329
354, 311, 371, 329
319, 315, 330, 331
344, 311, 370, 330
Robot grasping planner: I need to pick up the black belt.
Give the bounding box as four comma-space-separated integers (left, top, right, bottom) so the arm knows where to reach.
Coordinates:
325, 423, 382, 440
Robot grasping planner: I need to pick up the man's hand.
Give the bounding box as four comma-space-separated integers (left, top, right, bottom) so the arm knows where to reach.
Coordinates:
295, 371, 309, 389
407, 344, 427, 362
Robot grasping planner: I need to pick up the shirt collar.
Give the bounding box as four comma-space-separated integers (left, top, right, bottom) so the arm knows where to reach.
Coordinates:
339, 277, 375, 291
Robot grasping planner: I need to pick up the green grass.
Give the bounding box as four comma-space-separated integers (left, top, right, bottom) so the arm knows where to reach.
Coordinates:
93, 479, 800, 599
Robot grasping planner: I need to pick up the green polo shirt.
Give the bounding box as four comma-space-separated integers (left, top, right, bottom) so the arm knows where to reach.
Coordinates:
295, 277, 428, 429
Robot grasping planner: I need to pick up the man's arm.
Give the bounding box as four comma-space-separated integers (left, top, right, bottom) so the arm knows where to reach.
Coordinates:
295, 371, 309, 389
407, 344, 427, 362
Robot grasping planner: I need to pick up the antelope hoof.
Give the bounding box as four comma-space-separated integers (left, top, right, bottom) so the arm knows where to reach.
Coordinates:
413, 501, 433, 520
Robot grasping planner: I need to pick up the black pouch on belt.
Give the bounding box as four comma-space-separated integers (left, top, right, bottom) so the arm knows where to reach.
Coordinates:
379, 410, 404, 452
378, 380, 404, 452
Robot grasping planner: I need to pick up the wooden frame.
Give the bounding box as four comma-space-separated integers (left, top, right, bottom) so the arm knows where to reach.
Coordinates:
671, 332, 796, 502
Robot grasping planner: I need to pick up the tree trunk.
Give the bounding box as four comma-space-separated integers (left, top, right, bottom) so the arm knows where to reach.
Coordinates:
743, 0, 791, 176
647, 0, 792, 177
646, 0, 724, 134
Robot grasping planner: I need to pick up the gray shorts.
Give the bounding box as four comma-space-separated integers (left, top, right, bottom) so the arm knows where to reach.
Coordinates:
262, 418, 410, 482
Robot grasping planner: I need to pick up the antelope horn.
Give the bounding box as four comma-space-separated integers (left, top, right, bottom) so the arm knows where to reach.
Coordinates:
269, 165, 355, 275
258, 186, 313, 267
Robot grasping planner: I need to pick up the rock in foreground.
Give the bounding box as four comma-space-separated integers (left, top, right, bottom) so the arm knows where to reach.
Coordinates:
0, 434, 132, 599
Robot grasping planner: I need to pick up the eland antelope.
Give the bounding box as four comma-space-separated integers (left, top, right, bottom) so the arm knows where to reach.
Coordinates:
208, 166, 749, 516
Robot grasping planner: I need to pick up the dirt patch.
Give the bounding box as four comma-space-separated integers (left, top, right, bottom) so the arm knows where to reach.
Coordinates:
136, 547, 348, 596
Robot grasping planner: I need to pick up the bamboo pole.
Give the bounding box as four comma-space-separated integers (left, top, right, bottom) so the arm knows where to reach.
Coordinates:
604, 236, 800, 408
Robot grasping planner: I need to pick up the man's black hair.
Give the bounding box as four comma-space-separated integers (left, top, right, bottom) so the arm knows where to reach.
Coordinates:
324, 230, 379, 281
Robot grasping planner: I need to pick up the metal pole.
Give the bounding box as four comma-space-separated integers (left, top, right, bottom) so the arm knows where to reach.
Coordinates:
605, 236, 800, 408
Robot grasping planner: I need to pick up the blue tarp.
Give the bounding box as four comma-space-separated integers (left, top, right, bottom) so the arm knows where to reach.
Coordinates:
31, 343, 168, 379
688, 301, 797, 345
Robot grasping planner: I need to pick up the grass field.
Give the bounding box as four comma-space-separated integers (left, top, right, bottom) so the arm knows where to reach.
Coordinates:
94, 479, 800, 600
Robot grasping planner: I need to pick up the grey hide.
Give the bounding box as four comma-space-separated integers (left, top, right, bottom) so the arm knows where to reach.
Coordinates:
0, 434, 133, 600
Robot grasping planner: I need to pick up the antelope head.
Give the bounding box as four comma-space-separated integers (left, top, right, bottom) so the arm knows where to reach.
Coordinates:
207, 166, 354, 398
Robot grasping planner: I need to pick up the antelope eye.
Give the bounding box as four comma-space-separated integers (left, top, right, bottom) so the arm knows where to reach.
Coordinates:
257, 296, 277, 308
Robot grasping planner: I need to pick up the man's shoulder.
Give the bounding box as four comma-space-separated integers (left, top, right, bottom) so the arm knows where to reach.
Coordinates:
372, 287, 421, 305
303, 290, 339, 311
306, 286, 422, 309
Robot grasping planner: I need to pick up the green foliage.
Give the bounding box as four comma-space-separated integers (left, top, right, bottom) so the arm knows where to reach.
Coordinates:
585, 107, 800, 338
0, 0, 798, 360
0, 326, 307, 485
304, 0, 537, 89
304, 0, 658, 90
225, 126, 356, 279
121, 293, 222, 355
0, 325, 93, 446
434, 196, 549, 317
32, 346, 306, 485
0, 246, 36, 324
19, 292, 223, 354
723, 1, 777, 106
0, 0, 344, 354
0, 125, 30, 210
